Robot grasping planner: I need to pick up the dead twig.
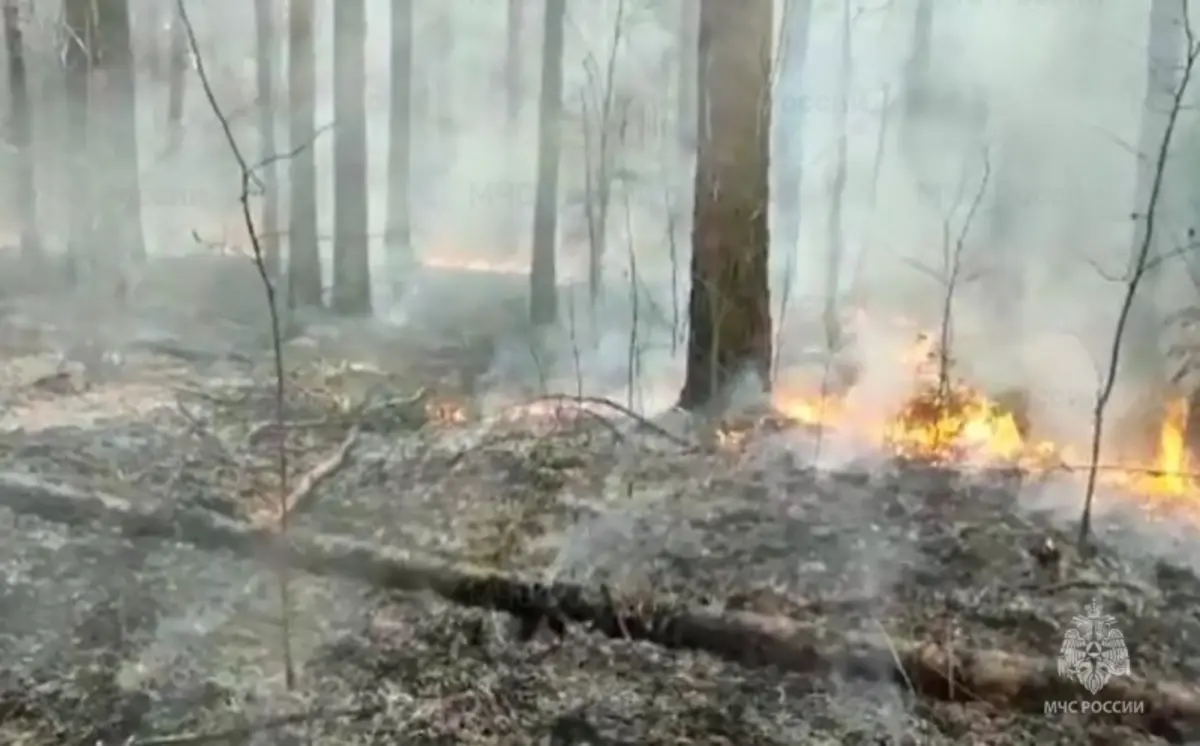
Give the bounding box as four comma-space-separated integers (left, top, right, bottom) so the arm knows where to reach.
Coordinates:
518, 393, 694, 448
253, 426, 359, 525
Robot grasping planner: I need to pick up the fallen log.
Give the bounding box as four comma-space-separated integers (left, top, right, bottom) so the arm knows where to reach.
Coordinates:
0, 472, 1196, 741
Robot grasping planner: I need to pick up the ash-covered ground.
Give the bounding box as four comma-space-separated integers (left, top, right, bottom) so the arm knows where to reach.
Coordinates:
1, 258, 1199, 745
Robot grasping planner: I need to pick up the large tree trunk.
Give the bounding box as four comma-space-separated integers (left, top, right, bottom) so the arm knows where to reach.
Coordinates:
677, 0, 774, 412
62, 0, 93, 284
385, 0, 413, 289
254, 0, 281, 278
287, 0, 322, 308
771, 0, 811, 260
503, 0, 522, 255
331, 0, 371, 315
165, 4, 186, 156
92, 0, 146, 269
529, 0, 566, 326
3, 0, 42, 263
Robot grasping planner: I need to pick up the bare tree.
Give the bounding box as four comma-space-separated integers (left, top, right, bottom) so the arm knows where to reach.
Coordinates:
287, 0, 321, 307
677, 0, 773, 411
530, 0, 566, 326
772, 0, 812, 259
901, 0, 932, 137
675, 0, 698, 151
165, 3, 187, 154
1079, 1, 1199, 552
3, 0, 42, 263
331, 0, 370, 314
1119, 0, 1186, 421
823, 0, 851, 351
254, 0, 280, 277
581, 0, 626, 307
386, 0, 413, 281
62, 0, 92, 283
93, 0, 146, 268
503, 0, 522, 254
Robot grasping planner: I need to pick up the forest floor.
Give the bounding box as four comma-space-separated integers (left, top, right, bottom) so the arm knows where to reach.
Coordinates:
0, 256, 1199, 744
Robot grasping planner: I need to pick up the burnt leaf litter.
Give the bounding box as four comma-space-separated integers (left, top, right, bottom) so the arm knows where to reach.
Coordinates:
0, 265, 1197, 744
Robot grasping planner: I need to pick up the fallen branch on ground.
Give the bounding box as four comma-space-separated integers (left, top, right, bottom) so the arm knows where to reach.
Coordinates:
0, 471, 1195, 739
252, 426, 359, 524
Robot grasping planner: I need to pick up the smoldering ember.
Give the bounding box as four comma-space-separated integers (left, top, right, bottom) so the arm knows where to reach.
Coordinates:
3, 1, 1200, 744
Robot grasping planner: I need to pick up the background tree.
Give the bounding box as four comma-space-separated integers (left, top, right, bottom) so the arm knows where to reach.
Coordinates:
331, 0, 370, 314
92, 0, 146, 270
62, 0, 92, 283
4, 0, 42, 263
529, 0, 566, 326
675, 0, 698, 151
772, 0, 812, 260
165, 4, 187, 155
677, 0, 773, 411
1123, 0, 1184, 399
254, 0, 280, 278
504, 0, 522, 254
386, 0, 413, 282
287, 0, 321, 307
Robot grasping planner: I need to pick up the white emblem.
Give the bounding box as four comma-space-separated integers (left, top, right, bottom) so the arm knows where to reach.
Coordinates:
1057, 599, 1131, 695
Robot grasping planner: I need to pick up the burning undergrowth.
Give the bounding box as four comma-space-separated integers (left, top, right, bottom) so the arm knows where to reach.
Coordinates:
3, 296, 1200, 743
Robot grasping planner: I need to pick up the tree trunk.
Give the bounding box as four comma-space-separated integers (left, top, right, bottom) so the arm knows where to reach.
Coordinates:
530, 0, 566, 326
675, 0, 698, 151
62, 0, 93, 284
143, 0, 162, 77
165, 4, 186, 156
1124, 0, 1183, 397
385, 0, 413, 284
3, 0, 42, 262
92, 0, 146, 269
902, 0, 932, 133
331, 0, 371, 315
677, 0, 773, 412
823, 1, 849, 351
287, 0, 322, 308
254, 0, 280, 278
503, 0, 522, 255
586, 0, 625, 308
772, 0, 811, 259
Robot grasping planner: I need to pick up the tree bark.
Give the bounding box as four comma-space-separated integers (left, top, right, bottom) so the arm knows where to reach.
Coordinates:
92, 0, 147, 268
0, 470, 1196, 741
530, 0, 566, 326
62, 0, 93, 284
287, 0, 322, 308
3, 0, 42, 262
165, 2, 186, 155
254, 0, 281, 278
677, 0, 773, 411
386, 0, 413, 281
331, 0, 371, 315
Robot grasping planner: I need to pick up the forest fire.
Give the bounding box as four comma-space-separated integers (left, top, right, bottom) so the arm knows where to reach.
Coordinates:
1128, 397, 1194, 498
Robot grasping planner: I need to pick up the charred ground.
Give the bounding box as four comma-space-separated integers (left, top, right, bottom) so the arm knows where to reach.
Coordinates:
0, 257, 1197, 745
